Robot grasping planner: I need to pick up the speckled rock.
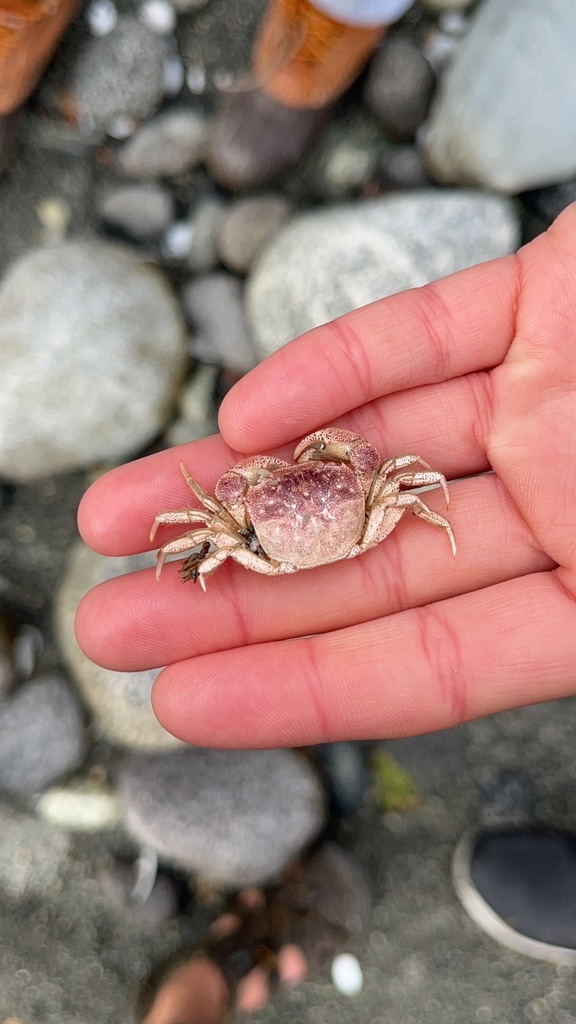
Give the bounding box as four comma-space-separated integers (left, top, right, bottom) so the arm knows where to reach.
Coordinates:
423, 0, 576, 191
182, 273, 257, 375
0, 675, 86, 795
0, 240, 186, 481
217, 195, 292, 273
364, 35, 435, 139
116, 108, 209, 178
247, 190, 519, 358
70, 18, 166, 130
97, 184, 174, 240
118, 748, 326, 887
56, 543, 182, 751
0, 800, 71, 898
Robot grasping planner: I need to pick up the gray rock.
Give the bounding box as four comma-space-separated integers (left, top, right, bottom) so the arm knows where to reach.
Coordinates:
364, 35, 435, 139
218, 196, 292, 274
182, 273, 257, 375
247, 190, 519, 358
0, 675, 86, 795
116, 108, 209, 178
523, 178, 576, 226
71, 17, 166, 130
422, 0, 576, 192
118, 747, 326, 887
56, 542, 182, 751
186, 196, 225, 273
383, 145, 430, 188
0, 800, 71, 898
98, 184, 174, 240
0, 240, 186, 481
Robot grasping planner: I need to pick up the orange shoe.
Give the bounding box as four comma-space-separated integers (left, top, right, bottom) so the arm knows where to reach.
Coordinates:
206, 0, 388, 191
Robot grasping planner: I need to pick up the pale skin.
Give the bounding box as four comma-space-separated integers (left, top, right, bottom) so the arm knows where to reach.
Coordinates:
76, 203, 576, 751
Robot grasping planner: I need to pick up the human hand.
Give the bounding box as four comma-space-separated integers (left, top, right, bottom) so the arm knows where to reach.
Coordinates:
76, 204, 576, 749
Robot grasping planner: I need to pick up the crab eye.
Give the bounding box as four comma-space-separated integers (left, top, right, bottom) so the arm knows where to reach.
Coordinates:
317, 442, 326, 451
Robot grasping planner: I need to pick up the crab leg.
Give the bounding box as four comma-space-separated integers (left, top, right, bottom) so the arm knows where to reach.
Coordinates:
354, 492, 456, 557
150, 507, 217, 544
154, 524, 237, 580
391, 470, 451, 507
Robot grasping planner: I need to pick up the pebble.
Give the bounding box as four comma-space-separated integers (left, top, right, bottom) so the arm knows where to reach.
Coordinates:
423, 0, 576, 191
218, 196, 292, 274
164, 361, 219, 445
116, 108, 208, 178
186, 196, 225, 273
139, 0, 176, 35
182, 273, 257, 375
0, 240, 186, 481
382, 144, 430, 188
0, 675, 87, 795
313, 742, 370, 818
179, 363, 218, 424
86, 0, 118, 37
98, 184, 174, 241
364, 35, 435, 139
331, 953, 364, 997
118, 748, 326, 887
55, 543, 183, 751
70, 17, 166, 131
36, 779, 122, 832
0, 801, 70, 899
247, 191, 519, 359
162, 219, 195, 259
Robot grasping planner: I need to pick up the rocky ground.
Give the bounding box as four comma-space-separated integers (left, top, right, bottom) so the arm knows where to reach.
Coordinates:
1, 0, 576, 1021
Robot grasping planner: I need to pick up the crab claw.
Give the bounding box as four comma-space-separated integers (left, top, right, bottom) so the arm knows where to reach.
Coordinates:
294, 429, 381, 491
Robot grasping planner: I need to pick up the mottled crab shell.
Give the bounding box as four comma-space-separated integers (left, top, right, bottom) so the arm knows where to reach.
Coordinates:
243, 461, 366, 568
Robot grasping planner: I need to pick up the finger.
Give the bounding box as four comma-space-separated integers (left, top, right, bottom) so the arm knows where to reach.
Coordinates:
78, 370, 492, 558
151, 570, 576, 748
219, 255, 520, 452
75, 474, 553, 673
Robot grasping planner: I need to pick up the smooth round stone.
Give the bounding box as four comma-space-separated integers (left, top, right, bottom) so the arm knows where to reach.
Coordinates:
363, 35, 435, 139
217, 196, 292, 274
247, 191, 519, 358
182, 273, 257, 375
118, 748, 326, 887
186, 197, 225, 273
0, 675, 87, 795
423, 0, 576, 191
116, 108, 208, 179
98, 184, 174, 240
71, 18, 166, 130
56, 543, 182, 751
0, 240, 186, 481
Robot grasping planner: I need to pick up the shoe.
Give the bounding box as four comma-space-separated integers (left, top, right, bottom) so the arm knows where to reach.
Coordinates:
0, 0, 78, 168
206, 0, 387, 190
452, 826, 576, 963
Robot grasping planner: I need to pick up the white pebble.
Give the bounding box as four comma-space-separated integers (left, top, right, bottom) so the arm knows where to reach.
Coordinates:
140, 0, 176, 35
331, 953, 364, 997
186, 65, 206, 94
162, 220, 195, 259
107, 116, 137, 140
86, 0, 118, 36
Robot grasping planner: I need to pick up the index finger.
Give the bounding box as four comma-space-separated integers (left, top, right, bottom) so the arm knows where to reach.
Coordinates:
219, 254, 520, 453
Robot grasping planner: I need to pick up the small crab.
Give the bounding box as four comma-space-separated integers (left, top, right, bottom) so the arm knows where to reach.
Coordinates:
151, 429, 456, 591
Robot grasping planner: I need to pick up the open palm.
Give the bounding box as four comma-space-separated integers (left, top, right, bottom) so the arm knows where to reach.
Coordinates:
76, 205, 576, 749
